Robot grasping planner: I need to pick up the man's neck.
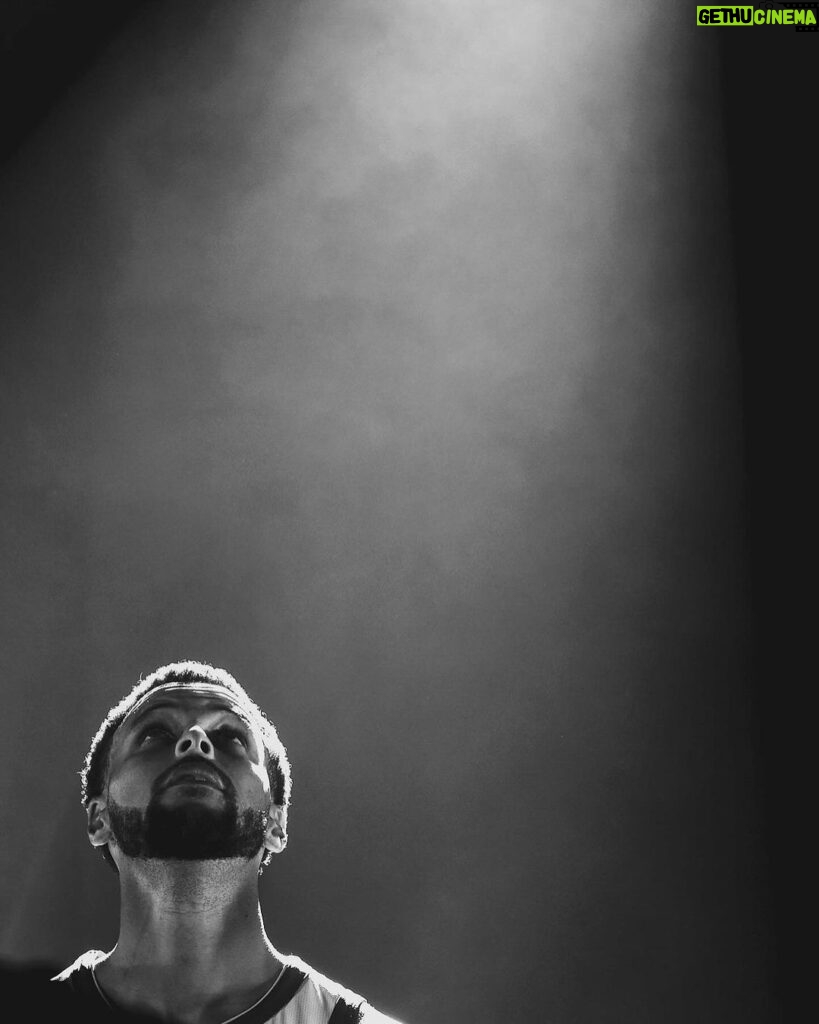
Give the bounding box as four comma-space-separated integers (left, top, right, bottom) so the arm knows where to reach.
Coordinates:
97, 859, 284, 1024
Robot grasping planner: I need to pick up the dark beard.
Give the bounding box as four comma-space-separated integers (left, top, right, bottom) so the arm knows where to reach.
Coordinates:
108, 792, 268, 861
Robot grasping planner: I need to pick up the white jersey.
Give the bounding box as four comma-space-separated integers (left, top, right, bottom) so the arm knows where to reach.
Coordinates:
52, 950, 402, 1024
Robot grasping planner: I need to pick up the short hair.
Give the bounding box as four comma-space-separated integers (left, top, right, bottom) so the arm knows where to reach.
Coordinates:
80, 661, 292, 869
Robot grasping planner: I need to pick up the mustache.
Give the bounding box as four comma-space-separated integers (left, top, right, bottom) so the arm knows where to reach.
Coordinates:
152, 758, 233, 797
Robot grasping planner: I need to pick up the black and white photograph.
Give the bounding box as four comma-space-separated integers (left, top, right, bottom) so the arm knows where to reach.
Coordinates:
2, 2, 807, 1021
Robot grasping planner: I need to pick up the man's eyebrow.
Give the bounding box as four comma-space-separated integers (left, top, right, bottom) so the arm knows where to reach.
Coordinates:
125, 700, 254, 731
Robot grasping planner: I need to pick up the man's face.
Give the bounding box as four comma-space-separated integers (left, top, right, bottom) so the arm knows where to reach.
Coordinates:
99, 684, 277, 862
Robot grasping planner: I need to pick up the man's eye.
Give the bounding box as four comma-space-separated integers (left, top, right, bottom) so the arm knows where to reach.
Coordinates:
138, 726, 173, 744
217, 728, 247, 748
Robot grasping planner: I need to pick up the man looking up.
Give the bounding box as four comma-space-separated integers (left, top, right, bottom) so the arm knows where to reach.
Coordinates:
52, 661, 403, 1024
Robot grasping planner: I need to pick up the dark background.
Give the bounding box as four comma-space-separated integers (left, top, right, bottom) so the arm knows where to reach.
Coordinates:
720, 25, 810, 1018
2, 3, 807, 1021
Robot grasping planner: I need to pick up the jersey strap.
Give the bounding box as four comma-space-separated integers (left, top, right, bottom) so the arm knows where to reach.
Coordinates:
235, 964, 309, 1024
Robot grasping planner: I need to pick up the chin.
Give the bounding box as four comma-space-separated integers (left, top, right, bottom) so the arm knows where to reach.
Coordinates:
109, 799, 268, 860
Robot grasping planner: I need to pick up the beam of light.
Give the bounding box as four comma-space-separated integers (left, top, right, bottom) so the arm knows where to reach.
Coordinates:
0, 3, 767, 1021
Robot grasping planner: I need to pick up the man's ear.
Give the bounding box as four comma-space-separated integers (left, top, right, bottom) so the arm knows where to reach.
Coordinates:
86, 798, 113, 849
263, 804, 287, 854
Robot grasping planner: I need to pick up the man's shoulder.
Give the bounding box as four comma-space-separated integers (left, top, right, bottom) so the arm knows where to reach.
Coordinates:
282, 953, 365, 1005
51, 948, 107, 983
282, 954, 406, 1024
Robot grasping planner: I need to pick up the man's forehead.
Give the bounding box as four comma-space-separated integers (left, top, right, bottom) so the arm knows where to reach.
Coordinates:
122, 682, 255, 724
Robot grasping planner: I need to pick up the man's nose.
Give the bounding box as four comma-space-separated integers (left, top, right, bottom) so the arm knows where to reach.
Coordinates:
174, 725, 215, 760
